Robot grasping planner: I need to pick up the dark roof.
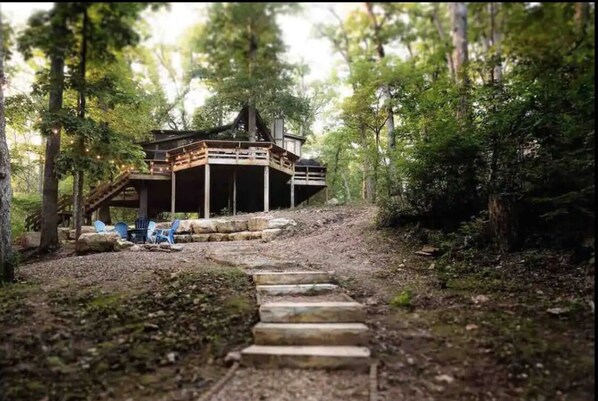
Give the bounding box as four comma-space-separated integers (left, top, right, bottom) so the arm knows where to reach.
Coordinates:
140, 106, 274, 148
296, 158, 324, 167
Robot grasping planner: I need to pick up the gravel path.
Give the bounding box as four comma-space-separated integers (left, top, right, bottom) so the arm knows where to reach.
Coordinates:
210, 368, 369, 401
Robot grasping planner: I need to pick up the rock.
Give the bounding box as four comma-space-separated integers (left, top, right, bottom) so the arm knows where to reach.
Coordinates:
421, 245, 440, 254
69, 225, 95, 240
175, 220, 193, 234
171, 245, 183, 252
262, 228, 282, 241
267, 218, 296, 230
471, 294, 490, 304
58, 227, 70, 242
15, 232, 40, 249
115, 240, 134, 251
325, 197, 340, 206
77, 232, 120, 254
129, 245, 141, 252
167, 352, 177, 363
155, 222, 171, 230
191, 234, 211, 242
546, 307, 570, 316
365, 297, 378, 306
229, 231, 261, 241
191, 219, 217, 234
214, 219, 248, 233
465, 324, 478, 331
224, 351, 241, 366
247, 216, 271, 231
435, 374, 455, 384
159, 243, 171, 249
208, 233, 229, 242
173, 234, 192, 243
414, 251, 434, 257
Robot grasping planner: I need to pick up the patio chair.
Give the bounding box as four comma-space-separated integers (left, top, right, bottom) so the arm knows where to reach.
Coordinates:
94, 220, 107, 233
154, 219, 180, 245
113, 222, 128, 240
146, 221, 157, 243
131, 217, 150, 243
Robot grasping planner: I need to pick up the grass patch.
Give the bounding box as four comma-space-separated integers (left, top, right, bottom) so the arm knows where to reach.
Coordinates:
389, 289, 413, 309
0, 266, 258, 401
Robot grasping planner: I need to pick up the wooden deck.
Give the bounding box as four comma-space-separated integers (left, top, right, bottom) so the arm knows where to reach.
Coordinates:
294, 166, 327, 186
168, 140, 296, 175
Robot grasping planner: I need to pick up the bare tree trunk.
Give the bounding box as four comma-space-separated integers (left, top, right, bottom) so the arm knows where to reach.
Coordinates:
39, 13, 67, 253
73, 7, 88, 243
247, 20, 257, 142
360, 123, 374, 202
365, 2, 395, 149
342, 172, 351, 202
432, 3, 456, 82
575, 2, 590, 33
490, 3, 502, 83
449, 2, 469, 118
0, 10, 14, 281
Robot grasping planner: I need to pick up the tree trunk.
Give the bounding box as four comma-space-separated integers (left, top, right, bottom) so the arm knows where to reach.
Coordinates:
575, 2, 589, 33
360, 123, 374, 202
432, 3, 456, 82
449, 2, 469, 118
365, 2, 395, 149
342, 172, 351, 202
489, 3, 502, 84
0, 11, 14, 281
39, 14, 67, 253
73, 7, 88, 243
489, 194, 519, 252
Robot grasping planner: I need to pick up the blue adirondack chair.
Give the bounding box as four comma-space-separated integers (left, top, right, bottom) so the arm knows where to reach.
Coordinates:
155, 219, 180, 244
113, 222, 128, 240
94, 220, 107, 233
131, 217, 150, 243
147, 221, 157, 243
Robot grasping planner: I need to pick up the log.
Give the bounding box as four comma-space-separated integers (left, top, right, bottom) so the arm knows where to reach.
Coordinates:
488, 193, 519, 251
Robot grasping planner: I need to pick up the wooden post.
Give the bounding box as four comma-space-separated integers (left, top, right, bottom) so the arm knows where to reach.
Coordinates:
290, 176, 295, 208
139, 182, 148, 218
264, 166, 269, 212
204, 164, 210, 218
170, 171, 176, 218
233, 169, 237, 215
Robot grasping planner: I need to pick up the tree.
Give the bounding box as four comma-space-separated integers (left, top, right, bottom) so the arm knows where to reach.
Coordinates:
449, 2, 469, 118
193, 3, 306, 137
0, 9, 14, 281
19, 4, 72, 252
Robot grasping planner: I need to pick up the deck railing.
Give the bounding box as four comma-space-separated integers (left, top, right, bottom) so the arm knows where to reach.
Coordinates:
294, 166, 327, 186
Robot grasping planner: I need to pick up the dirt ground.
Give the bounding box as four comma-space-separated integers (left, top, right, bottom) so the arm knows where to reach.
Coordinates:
2, 205, 595, 401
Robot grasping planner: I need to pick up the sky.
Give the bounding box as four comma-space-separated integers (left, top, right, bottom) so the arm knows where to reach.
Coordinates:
1, 2, 360, 134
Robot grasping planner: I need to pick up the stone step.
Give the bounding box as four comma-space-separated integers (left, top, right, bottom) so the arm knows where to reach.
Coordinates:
260, 302, 365, 323
253, 322, 370, 346
240, 345, 371, 370
256, 283, 338, 296
253, 271, 333, 285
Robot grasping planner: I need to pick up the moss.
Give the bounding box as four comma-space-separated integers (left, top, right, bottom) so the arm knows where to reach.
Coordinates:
390, 289, 413, 309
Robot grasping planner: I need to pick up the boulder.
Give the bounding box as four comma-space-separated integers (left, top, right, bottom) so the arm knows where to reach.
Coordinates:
248, 216, 271, 231
173, 234, 193, 243
326, 197, 340, 206
191, 234, 211, 242
58, 227, 70, 242
209, 233, 230, 242
175, 220, 193, 234
69, 225, 95, 240
214, 219, 248, 233
267, 218, 296, 230
229, 231, 262, 241
155, 222, 171, 230
15, 232, 40, 249
77, 232, 120, 254
115, 240, 134, 251
262, 228, 282, 242
191, 219, 217, 234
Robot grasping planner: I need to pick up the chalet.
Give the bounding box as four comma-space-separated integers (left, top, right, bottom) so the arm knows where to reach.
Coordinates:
25, 107, 326, 230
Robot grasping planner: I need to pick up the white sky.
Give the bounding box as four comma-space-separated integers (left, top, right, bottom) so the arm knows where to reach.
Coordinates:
1, 2, 359, 134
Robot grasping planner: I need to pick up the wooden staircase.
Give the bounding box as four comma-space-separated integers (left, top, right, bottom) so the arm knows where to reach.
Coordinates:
25, 171, 133, 231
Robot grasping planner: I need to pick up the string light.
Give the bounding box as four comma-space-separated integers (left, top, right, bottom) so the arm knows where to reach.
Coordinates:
96, 155, 101, 160
85, 148, 89, 152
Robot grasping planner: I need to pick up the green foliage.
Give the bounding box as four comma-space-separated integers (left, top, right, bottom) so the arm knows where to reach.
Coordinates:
389, 288, 413, 309
10, 194, 41, 238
